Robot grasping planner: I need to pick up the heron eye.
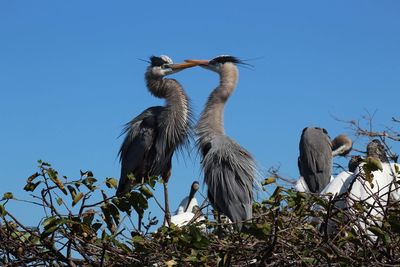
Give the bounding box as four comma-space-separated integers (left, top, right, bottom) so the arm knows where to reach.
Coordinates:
162, 64, 171, 69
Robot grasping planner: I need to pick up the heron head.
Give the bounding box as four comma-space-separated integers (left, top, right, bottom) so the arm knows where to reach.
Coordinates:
147, 55, 198, 77
184, 55, 243, 73
332, 134, 353, 156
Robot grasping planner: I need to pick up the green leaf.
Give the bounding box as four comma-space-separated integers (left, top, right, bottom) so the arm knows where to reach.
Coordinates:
27, 172, 40, 183
395, 163, 400, 174
47, 168, 67, 195
23, 181, 41, 192
2, 192, 14, 200
364, 156, 384, 172
72, 192, 84, 207
42, 216, 58, 228
139, 186, 154, 198
101, 204, 116, 233
368, 226, 385, 238
41, 225, 60, 239
67, 185, 77, 198
105, 177, 118, 189
262, 176, 276, 186
0, 204, 6, 216
132, 235, 144, 244
82, 177, 97, 191
109, 203, 120, 225
56, 197, 63, 206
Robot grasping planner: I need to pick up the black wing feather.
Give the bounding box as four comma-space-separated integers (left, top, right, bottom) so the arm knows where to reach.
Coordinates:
116, 107, 162, 196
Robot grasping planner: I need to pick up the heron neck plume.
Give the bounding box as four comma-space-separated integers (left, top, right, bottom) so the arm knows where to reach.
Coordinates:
146, 74, 190, 135
197, 64, 238, 139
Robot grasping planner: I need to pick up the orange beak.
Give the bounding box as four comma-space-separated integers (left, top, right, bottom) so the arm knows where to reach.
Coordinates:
169, 61, 200, 70
184, 59, 210, 66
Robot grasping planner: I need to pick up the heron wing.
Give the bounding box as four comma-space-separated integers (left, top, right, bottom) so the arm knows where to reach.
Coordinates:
116, 107, 162, 196
202, 136, 255, 226
299, 127, 332, 193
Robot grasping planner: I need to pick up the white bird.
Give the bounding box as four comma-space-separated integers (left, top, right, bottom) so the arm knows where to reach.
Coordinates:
317, 139, 400, 238
295, 175, 336, 193
175, 181, 200, 215
167, 181, 205, 227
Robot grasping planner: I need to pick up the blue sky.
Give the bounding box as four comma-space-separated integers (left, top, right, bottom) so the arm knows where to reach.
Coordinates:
1, 1, 399, 227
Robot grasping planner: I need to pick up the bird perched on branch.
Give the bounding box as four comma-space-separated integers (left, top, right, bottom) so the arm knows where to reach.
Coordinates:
116, 55, 197, 226
185, 55, 257, 229
296, 127, 352, 193
320, 139, 400, 239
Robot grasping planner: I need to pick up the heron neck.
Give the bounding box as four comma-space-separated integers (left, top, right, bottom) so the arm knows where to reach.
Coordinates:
146, 75, 190, 133
197, 66, 238, 139
332, 144, 349, 157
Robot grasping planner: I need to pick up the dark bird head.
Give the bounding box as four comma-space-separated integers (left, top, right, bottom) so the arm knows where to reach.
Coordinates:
185, 181, 200, 212
367, 139, 388, 162
146, 55, 197, 77
184, 55, 244, 73
348, 155, 364, 172
191, 181, 200, 192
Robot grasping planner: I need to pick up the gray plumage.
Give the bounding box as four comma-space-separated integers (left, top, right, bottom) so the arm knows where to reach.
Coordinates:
192, 55, 256, 228
298, 127, 333, 193
298, 127, 353, 193
116, 56, 193, 197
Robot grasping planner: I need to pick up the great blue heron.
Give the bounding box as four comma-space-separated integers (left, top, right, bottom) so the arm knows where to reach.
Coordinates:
297, 127, 352, 193
185, 55, 257, 229
116, 55, 197, 226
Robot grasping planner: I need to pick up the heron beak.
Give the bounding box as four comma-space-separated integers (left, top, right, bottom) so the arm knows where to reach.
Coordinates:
169, 61, 199, 71
184, 59, 210, 66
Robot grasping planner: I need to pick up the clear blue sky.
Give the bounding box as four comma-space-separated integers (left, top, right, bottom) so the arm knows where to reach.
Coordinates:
1, 1, 399, 227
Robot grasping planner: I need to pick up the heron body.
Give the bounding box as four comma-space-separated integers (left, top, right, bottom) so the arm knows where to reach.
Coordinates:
187, 56, 256, 228
116, 56, 197, 226
117, 56, 194, 196
297, 127, 352, 193
298, 127, 333, 193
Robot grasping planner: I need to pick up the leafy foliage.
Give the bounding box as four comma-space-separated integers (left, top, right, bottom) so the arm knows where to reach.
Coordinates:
1, 161, 400, 266
1, 117, 400, 266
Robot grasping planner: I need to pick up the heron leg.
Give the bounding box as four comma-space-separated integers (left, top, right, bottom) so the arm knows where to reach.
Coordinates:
138, 215, 143, 232
163, 181, 171, 226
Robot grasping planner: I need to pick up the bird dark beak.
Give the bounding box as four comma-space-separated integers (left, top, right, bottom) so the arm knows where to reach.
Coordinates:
169, 61, 199, 70
184, 59, 210, 66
